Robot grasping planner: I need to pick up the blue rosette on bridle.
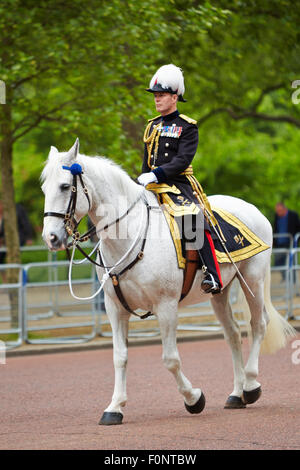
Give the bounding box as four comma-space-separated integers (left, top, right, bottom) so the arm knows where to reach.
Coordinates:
62, 163, 83, 175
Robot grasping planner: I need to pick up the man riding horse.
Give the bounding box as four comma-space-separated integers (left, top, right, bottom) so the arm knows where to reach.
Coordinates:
138, 64, 222, 294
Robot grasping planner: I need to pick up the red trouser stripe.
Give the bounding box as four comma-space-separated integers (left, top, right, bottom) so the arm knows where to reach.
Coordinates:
204, 230, 223, 287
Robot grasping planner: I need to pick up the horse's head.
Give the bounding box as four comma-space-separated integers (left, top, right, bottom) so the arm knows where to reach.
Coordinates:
41, 138, 91, 250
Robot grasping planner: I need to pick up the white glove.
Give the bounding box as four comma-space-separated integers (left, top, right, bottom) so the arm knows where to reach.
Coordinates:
137, 172, 158, 187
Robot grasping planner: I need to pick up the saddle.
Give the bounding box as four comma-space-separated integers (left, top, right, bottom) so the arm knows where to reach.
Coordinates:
109, 189, 270, 318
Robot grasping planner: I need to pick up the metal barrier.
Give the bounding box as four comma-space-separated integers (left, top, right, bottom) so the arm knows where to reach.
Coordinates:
1, 233, 299, 350
23, 260, 100, 344
0, 264, 23, 350
289, 247, 300, 320
0, 245, 57, 322
273, 233, 293, 248
271, 232, 300, 319
270, 248, 292, 317
176, 278, 246, 333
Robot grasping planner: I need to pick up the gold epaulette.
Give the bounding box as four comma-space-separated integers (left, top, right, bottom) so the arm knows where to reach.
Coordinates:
179, 114, 197, 125
148, 115, 161, 122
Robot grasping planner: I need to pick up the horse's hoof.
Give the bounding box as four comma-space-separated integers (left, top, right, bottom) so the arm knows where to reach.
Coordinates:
224, 395, 246, 409
242, 386, 262, 405
184, 391, 206, 414
98, 411, 123, 425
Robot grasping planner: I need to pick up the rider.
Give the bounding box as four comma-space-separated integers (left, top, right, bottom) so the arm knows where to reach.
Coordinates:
137, 64, 222, 294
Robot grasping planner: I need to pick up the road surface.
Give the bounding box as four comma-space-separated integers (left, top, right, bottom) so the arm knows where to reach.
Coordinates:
1, 337, 299, 450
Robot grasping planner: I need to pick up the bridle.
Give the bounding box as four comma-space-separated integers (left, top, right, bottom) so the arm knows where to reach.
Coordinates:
43, 162, 153, 318
43, 163, 92, 244
43, 162, 146, 252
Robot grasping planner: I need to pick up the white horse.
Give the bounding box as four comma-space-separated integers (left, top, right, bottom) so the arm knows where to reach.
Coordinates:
42, 139, 296, 425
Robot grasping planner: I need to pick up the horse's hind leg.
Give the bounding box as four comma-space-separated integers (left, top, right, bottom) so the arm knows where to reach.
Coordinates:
156, 299, 205, 415
240, 276, 268, 404
210, 282, 246, 408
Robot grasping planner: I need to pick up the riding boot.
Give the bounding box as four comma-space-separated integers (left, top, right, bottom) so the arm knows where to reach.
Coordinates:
199, 230, 223, 295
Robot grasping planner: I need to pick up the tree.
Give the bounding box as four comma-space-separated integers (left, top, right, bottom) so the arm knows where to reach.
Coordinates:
0, 0, 224, 267
2, 0, 300, 274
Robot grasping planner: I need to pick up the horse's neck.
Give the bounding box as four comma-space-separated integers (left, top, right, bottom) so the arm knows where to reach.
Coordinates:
85, 156, 146, 255
84, 157, 139, 219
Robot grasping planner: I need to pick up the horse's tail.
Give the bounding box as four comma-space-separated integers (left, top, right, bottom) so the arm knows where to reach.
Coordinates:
261, 266, 297, 354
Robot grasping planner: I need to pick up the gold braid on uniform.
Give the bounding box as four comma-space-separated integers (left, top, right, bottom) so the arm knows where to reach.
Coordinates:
143, 122, 162, 169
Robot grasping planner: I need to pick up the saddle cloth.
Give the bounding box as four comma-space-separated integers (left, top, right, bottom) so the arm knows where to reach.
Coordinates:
147, 183, 270, 269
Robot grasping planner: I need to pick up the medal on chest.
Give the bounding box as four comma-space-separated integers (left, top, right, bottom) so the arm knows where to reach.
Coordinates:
160, 124, 183, 138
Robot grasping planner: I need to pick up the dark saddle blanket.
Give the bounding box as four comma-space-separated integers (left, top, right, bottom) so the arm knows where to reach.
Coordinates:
162, 204, 270, 269
146, 183, 270, 269
211, 207, 269, 264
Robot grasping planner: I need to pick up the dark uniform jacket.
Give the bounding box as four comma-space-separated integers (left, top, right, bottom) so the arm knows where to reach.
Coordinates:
142, 109, 221, 284
142, 109, 199, 206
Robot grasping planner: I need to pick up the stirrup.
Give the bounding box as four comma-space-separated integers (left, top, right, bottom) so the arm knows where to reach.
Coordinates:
201, 273, 221, 294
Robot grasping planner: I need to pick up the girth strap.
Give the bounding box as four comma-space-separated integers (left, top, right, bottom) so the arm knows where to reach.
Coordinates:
110, 249, 199, 319
110, 274, 152, 320
107, 202, 152, 319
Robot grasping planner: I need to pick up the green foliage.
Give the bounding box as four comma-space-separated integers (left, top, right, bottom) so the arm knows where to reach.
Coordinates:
1, 0, 300, 237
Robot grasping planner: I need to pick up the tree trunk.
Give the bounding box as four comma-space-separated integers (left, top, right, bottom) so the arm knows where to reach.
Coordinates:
0, 86, 21, 328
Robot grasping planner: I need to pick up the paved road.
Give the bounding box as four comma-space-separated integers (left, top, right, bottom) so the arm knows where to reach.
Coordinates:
1, 337, 299, 450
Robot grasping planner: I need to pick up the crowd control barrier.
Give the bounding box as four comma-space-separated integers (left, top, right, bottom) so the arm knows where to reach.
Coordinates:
289, 247, 300, 320
0, 264, 23, 350
0, 232, 299, 350
22, 260, 103, 345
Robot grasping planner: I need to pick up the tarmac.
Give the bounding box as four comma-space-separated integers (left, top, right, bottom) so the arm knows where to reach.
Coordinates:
2, 336, 300, 450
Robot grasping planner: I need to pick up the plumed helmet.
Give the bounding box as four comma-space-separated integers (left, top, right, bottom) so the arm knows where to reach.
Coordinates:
146, 64, 186, 102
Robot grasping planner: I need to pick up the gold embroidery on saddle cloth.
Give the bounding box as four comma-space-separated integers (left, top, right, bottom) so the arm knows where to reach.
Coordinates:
162, 206, 269, 268
210, 207, 270, 263
145, 186, 270, 269
162, 209, 186, 269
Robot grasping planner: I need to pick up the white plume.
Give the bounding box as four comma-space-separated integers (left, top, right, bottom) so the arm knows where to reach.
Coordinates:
149, 64, 185, 96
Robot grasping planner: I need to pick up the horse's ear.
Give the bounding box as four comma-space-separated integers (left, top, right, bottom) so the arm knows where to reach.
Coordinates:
67, 138, 80, 161
49, 145, 58, 157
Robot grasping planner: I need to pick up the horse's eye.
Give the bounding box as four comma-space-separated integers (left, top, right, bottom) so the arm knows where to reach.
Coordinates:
60, 183, 70, 191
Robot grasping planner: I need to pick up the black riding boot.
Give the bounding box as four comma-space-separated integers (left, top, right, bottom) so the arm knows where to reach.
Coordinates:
198, 230, 222, 294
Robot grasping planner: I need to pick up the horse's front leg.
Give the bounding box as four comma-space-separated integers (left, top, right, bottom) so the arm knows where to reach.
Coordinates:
156, 299, 205, 415
99, 296, 130, 426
